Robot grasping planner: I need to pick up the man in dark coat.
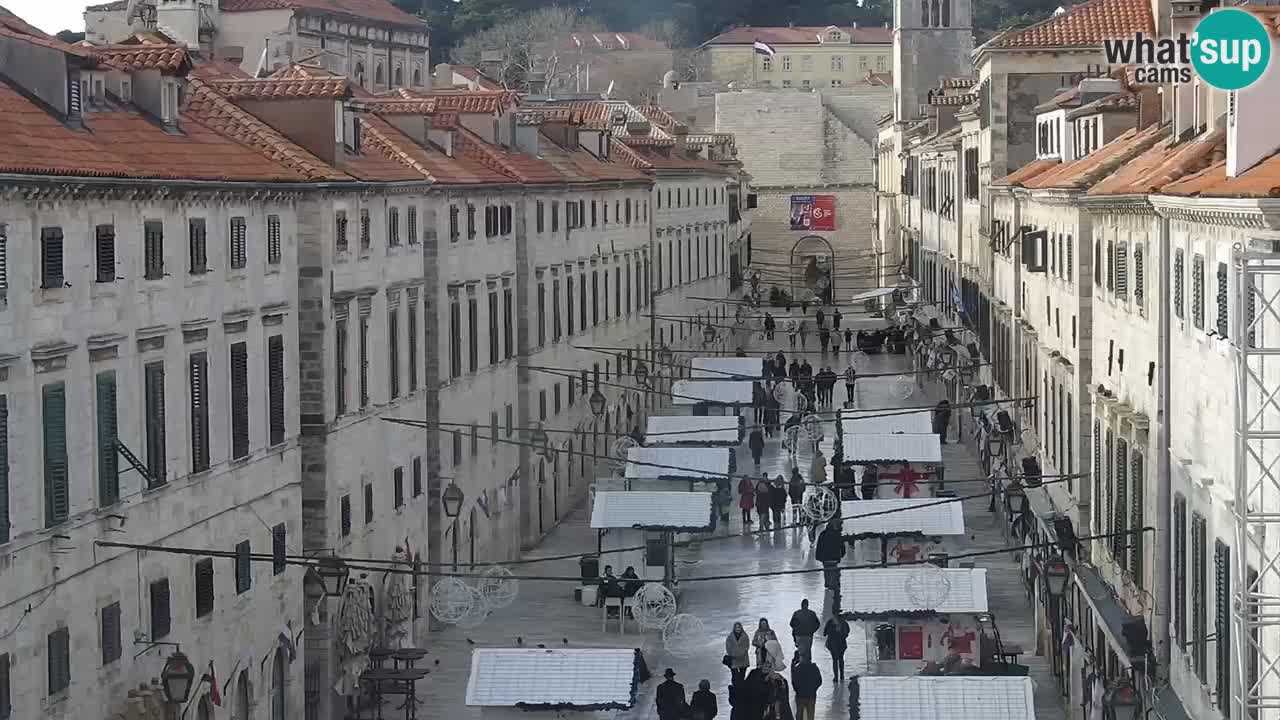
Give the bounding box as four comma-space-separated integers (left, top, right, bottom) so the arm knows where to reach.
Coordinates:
691, 680, 719, 720
861, 465, 880, 500
748, 428, 766, 470
769, 477, 788, 527
789, 599, 821, 662
657, 668, 687, 720
790, 656, 823, 720
815, 520, 846, 593
933, 399, 952, 444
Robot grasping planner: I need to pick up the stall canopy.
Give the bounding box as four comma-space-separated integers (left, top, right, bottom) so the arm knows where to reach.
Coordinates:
843, 433, 942, 464
590, 491, 715, 532
840, 408, 933, 435
691, 357, 763, 380
625, 446, 730, 480
851, 676, 1036, 720
465, 648, 644, 711
646, 415, 743, 446
671, 380, 753, 405
842, 568, 988, 616
850, 287, 898, 302
840, 499, 965, 539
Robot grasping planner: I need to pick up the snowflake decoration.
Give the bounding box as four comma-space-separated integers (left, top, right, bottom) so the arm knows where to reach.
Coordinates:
783, 426, 803, 453
802, 414, 823, 441
477, 566, 518, 610
801, 485, 840, 523
903, 563, 952, 609
892, 375, 915, 400
429, 578, 476, 624
632, 583, 678, 630
662, 613, 706, 658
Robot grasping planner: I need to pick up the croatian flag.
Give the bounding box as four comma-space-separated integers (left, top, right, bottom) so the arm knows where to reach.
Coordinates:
753, 40, 777, 57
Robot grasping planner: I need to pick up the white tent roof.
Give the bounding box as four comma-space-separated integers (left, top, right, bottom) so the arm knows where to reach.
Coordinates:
465, 648, 639, 708
646, 415, 740, 445
841, 408, 933, 435
590, 491, 714, 529
847, 620, 876, 676
625, 446, 730, 479
840, 499, 965, 537
844, 568, 988, 614
691, 357, 763, 379
844, 433, 942, 463
850, 287, 898, 302
855, 676, 1036, 720
671, 379, 753, 405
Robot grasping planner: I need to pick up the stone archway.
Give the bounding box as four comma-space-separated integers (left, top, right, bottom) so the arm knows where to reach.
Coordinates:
789, 235, 837, 303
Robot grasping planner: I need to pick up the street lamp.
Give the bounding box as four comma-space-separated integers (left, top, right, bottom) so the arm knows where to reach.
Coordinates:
160, 650, 196, 705
1104, 677, 1140, 720
529, 423, 555, 463
702, 324, 717, 346
634, 360, 650, 388
657, 344, 673, 366
442, 480, 464, 571
312, 556, 350, 598
1044, 557, 1071, 597
589, 388, 608, 418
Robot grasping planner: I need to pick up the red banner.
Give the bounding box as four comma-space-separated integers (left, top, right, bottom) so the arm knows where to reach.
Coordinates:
790, 194, 836, 231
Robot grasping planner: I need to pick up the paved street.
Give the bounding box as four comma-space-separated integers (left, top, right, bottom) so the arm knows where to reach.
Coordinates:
420, 332, 1069, 720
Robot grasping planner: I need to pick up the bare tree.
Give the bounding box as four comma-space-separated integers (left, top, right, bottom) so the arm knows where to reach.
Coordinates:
452, 7, 600, 92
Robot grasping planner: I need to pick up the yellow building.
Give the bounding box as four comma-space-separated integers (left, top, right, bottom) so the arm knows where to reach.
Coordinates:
702, 25, 892, 87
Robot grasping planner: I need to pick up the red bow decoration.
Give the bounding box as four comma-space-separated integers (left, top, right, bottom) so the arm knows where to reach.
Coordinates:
881, 463, 929, 498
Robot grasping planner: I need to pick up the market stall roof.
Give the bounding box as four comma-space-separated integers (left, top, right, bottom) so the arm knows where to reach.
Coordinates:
590, 491, 715, 531
843, 568, 988, 615
646, 415, 742, 446
841, 408, 933, 435
625, 446, 731, 479
850, 287, 898, 302
465, 648, 643, 710
671, 379, 753, 405
843, 433, 942, 463
852, 676, 1036, 720
847, 620, 876, 676
840, 499, 965, 538
691, 357, 763, 379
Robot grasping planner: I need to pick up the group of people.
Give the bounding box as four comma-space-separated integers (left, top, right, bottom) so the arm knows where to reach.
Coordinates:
735, 472, 807, 529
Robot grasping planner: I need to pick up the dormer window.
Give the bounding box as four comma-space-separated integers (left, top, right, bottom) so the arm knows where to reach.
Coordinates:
160, 79, 180, 127
120, 79, 132, 102
827, 29, 842, 41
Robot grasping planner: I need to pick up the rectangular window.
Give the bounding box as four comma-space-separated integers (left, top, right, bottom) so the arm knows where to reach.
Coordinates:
47, 628, 70, 695
235, 540, 251, 594
389, 307, 401, 398
96, 224, 116, 282
503, 285, 513, 360
501, 205, 513, 235
1217, 261, 1230, 336
144, 362, 167, 485
1, 652, 9, 720
537, 281, 546, 347
554, 383, 561, 414
272, 523, 287, 574
488, 289, 499, 364
539, 389, 547, 421
340, 495, 351, 536
335, 317, 348, 415
189, 352, 210, 473
505, 404, 513, 436
187, 219, 207, 274
1174, 249, 1185, 319
579, 275, 587, 332
490, 412, 498, 448
470, 425, 478, 456
194, 558, 214, 617
466, 205, 476, 239
536, 201, 545, 233
335, 210, 349, 252
393, 466, 404, 508
149, 579, 171, 639
450, 205, 460, 242
1193, 254, 1205, 329
229, 216, 247, 269
412, 457, 423, 496
95, 372, 119, 506
100, 602, 121, 665
230, 342, 250, 460
266, 214, 281, 264
1215, 540, 1231, 713
360, 208, 371, 250
552, 201, 560, 232
359, 312, 370, 406
1173, 496, 1187, 642
591, 201, 598, 227
408, 302, 418, 392
592, 271, 599, 326
407, 206, 418, 244
1191, 512, 1208, 677
388, 207, 401, 246
268, 335, 285, 446
0, 396, 6, 543
449, 292, 462, 378
451, 431, 462, 466
566, 276, 575, 336
41, 226, 64, 289
42, 382, 70, 527
552, 279, 561, 341
364, 482, 374, 524
468, 293, 479, 372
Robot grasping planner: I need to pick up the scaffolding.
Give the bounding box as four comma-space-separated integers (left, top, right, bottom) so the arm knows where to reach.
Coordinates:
1231, 248, 1280, 720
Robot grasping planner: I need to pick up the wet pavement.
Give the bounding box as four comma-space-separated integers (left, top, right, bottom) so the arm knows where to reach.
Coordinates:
416, 333, 1069, 720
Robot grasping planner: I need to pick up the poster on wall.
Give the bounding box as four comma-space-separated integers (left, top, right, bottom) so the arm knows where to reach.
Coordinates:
789, 194, 836, 231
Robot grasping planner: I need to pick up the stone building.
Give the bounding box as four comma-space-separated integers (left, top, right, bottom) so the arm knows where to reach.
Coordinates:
702, 25, 891, 89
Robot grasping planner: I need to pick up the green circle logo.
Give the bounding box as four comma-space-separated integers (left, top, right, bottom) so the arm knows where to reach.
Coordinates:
1192, 9, 1272, 90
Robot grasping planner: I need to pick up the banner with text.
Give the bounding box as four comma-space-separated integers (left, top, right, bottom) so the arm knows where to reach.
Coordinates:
789, 194, 836, 231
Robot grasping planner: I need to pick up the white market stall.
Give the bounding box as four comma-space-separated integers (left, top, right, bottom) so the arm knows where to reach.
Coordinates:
850, 676, 1036, 720
842, 433, 943, 500
590, 491, 715, 586
465, 648, 645, 717
690, 357, 765, 380
670, 379, 752, 415
646, 415, 744, 447
840, 498, 966, 566
840, 408, 934, 436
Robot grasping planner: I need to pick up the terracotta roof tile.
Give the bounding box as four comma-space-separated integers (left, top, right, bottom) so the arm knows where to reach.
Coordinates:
992, 158, 1062, 187
394, 89, 520, 114
451, 64, 504, 90
988, 0, 1153, 49
1034, 87, 1082, 113
1023, 124, 1165, 190
610, 138, 653, 169
84, 0, 128, 10
930, 93, 976, 106
1162, 154, 1280, 198
95, 44, 189, 72
356, 114, 512, 184
209, 76, 350, 99
268, 63, 339, 80
705, 25, 892, 46
1088, 128, 1224, 195
356, 97, 438, 114
942, 77, 975, 88
1065, 91, 1137, 119
218, 0, 425, 27
562, 32, 666, 51
191, 57, 253, 80
639, 105, 680, 130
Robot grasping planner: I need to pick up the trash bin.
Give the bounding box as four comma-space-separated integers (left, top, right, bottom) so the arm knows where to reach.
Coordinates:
579, 554, 599, 581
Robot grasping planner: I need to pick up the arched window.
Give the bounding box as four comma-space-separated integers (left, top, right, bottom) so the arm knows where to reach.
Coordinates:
271, 647, 287, 720
412, 67, 422, 86
235, 670, 252, 720
354, 61, 365, 87
941, 0, 951, 26
930, 0, 941, 26
393, 64, 403, 86
921, 0, 929, 25
375, 61, 385, 86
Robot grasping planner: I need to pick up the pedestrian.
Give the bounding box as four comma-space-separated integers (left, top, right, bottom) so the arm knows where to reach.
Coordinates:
844, 364, 857, 405
738, 475, 756, 526
725, 622, 751, 685
790, 655, 822, 720
765, 394, 781, 438
755, 476, 774, 530
764, 313, 776, 340
800, 298, 809, 315
763, 639, 787, 673
797, 320, 808, 349
861, 464, 880, 500
657, 669, 688, 720
788, 470, 805, 523
823, 614, 850, 681
844, 328, 855, 352
775, 351, 786, 372
752, 382, 766, 424
749, 427, 765, 470
692, 680, 719, 720
832, 308, 842, 331
769, 476, 788, 528
762, 661, 793, 720
784, 413, 801, 458
815, 519, 846, 593
787, 319, 798, 349
815, 306, 825, 329
934, 399, 952, 444
736, 346, 748, 358
810, 450, 827, 488
819, 327, 830, 355
789, 599, 820, 663
752, 619, 777, 667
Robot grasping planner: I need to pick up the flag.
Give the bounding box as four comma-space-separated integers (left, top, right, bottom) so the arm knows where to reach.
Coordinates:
752, 40, 776, 57
277, 625, 297, 663
205, 662, 222, 706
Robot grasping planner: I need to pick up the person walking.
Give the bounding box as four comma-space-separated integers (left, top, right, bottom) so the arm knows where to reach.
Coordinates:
752, 382, 766, 424
692, 680, 719, 720
788, 470, 805, 523
787, 318, 799, 349
788, 359, 801, 387
762, 661, 793, 720
861, 464, 880, 500
657, 669, 688, 720
823, 614, 850, 682
726, 623, 751, 685
815, 306, 825, 329
933, 399, 953, 444
752, 619, 777, 667
844, 328, 855, 352
764, 313, 776, 341
789, 599, 820, 663
749, 427, 765, 470
844, 364, 857, 405
797, 320, 808, 349
769, 476, 788, 528
765, 393, 781, 438
734, 665, 769, 720
832, 308, 843, 331
815, 519, 846, 594
783, 413, 801, 459
800, 298, 809, 315
738, 476, 755, 526
755, 476, 774, 530
790, 656, 822, 720
818, 327, 830, 355
810, 450, 827, 488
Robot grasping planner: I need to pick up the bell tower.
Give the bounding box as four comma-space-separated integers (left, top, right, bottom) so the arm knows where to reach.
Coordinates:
893, 0, 974, 121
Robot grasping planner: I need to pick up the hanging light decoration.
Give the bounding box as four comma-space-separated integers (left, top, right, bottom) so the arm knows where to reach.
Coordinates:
589, 388, 608, 418
658, 344, 674, 366
160, 651, 196, 704
634, 360, 651, 388
702, 324, 717, 346
442, 481, 465, 519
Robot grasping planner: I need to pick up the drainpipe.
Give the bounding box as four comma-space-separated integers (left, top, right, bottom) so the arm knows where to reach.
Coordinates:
1153, 211, 1173, 672
517, 194, 534, 552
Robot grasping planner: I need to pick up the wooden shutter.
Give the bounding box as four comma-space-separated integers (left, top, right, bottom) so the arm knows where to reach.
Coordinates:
0, 395, 8, 544
235, 540, 251, 594
407, 206, 417, 244
194, 559, 214, 617
0, 224, 7, 300
266, 215, 281, 263
1215, 540, 1231, 713
1115, 242, 1128, 297
1113, 439, 1129, 565
47, 628, 69, 695
95, 224, 116, 282
96, 372, 119, 505
188, 218, 207, 274
390, 306, 401, 396
393, 467, 404, 508
229, 217, 247, 269
335, 210, 348, 252
1174, 250, 1185, 318
1217, 261, 1230, 337
1174, 496, 1187, 642
150, 578, 171, 639
335, 317, 348, 415
144, 220, 164, 279
267, 336, 285, 446
230, 342, 249, 459
272, 524, 287, 575
1, 651, 10, 719
41, 227, 64, 289
412, 457, 422, 497
1130, 453, 1145, 585
1134, 245, 1145, 305
189, 353, 209, 473
340, 494, 351, 536
101, 601, 121, 665
144, 362, 167, 484
364, 483, 374, 524
1193, 255, 1205, 329
1192, 513, 1208, 676
408, 302, 418, 391
42, 383, 69, 527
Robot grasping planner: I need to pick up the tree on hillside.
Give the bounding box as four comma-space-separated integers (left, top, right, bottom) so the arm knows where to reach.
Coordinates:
451, 6, 601, 91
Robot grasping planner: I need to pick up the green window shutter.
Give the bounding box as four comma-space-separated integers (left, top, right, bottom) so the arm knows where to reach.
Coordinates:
230, 342, 249, 458
194, 558, 214, 617
96, 372, 119, 506
0, 395, 8, 543
1215, 541, 1231, 715
100, 601, 121, 665
149, 579, 171, 639
267, 336, 285, 446
272, 524, 286, 575
143, 362, 167, 485
189, 353, 209, 472
47, 627, 69, 695
42, 383, 69, 527
235, 540, 251, 594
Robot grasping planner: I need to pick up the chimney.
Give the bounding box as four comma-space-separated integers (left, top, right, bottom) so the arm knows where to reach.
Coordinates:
1135, 85, 1161, 130
1077, 77, 1122, 103
434, 62, 453, 89
514, 113, 541, 156
671, 122, 689, 154
428, 119, 455, 156
626, 121, 651, 136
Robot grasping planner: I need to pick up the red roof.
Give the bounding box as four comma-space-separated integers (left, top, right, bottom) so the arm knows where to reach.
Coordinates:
209, 76, 351, 99
451, 64, 503, 91
1088, 128, 1225, 195
562, 31, 667, 51
991, 158, 1061, 188
95, 44, 190, 72
219, 0, 425, 28
190, 57, 253, 80
1022, 124, 1165, 190
705, 25, 891, 46
987, 0, 1152, 49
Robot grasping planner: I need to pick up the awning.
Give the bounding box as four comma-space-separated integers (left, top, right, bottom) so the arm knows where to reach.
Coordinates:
841, 408, 933, 435
1073, 564, 1138, 669
625, 446, 730, 479
671, 379, 753, 405
590, 491, 715, 531
843, 568, 988, 615
465, 648, 642, 710
691, 357, 763, 379
850, 287, 898, 302
843, 433, 942, 463
646, 415, 742, 446
852, 676, 1036, 720
841, 499, 965, 538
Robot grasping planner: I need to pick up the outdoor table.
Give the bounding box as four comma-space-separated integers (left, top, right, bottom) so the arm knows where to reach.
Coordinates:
392, 648, 428, 669
367, 648, 395, 670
